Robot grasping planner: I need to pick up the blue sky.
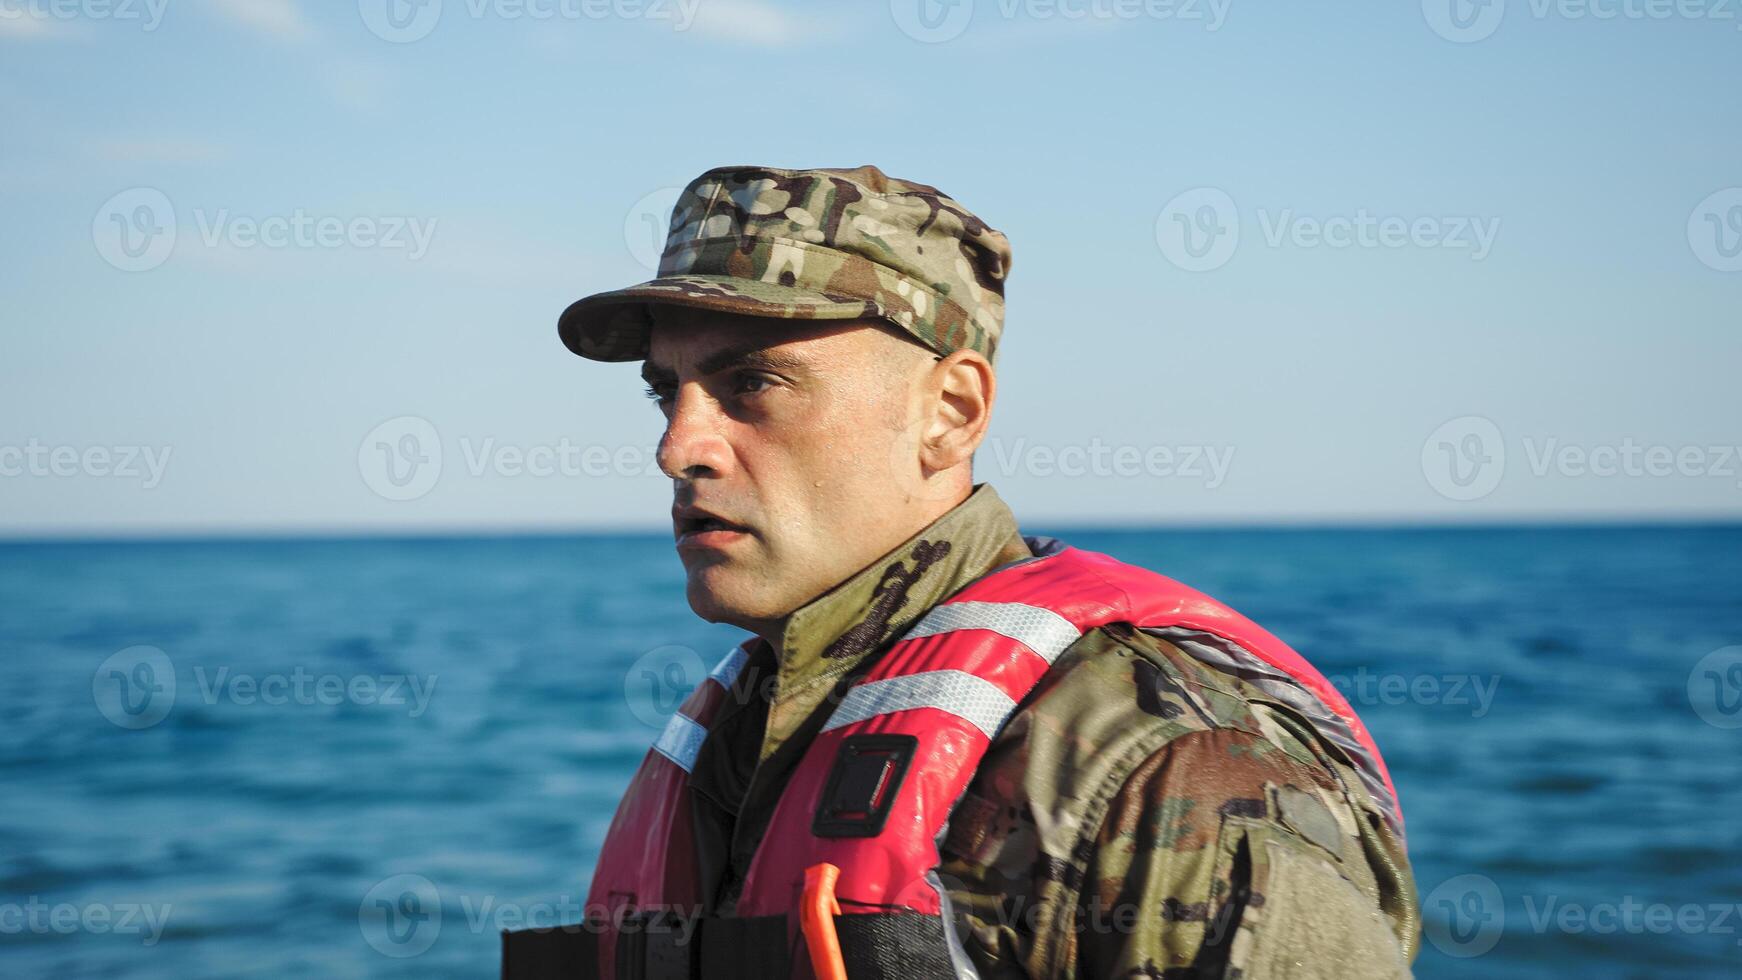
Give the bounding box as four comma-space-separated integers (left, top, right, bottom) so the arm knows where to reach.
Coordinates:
2, 0, 1739, 535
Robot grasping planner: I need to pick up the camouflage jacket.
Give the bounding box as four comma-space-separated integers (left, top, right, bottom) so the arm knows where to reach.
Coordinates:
685, 485, 1419, 979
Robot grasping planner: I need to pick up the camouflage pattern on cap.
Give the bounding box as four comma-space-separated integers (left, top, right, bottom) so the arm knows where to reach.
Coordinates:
558, 164, 1012, 362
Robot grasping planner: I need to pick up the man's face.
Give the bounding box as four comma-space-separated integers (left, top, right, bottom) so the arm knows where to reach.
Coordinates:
640, 305, 944, 634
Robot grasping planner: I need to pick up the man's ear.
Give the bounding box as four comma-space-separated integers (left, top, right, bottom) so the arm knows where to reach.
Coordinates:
920, 350, 996, 473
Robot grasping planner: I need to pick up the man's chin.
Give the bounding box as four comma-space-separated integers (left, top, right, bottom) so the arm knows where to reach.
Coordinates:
684, 568, 786, 633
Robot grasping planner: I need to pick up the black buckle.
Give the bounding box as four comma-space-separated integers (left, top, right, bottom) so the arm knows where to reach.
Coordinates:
812, 734, 918, 838
615, 910, 698, 980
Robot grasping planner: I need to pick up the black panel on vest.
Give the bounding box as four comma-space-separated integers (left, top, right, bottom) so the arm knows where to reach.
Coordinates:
501, 924, 600, 979
835, 912, 960, 979
812, 734, 919, 838
697, 914, 791, 978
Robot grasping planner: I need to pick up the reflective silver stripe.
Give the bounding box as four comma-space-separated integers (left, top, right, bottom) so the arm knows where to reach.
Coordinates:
649, 644, 748, 774
821, 669, 1016, 740
709, 642, 751, 689
651, 712, 707, 773
900, 600, 1081, 664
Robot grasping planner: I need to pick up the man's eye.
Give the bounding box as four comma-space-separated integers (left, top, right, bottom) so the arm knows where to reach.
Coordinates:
643, 384, 674, 404
734, 373, 776, 396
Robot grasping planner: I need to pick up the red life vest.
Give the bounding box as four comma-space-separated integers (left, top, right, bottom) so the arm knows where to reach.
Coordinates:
502, 542, 1402, 980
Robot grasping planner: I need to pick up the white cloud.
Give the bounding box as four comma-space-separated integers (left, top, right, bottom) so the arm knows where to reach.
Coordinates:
202, 0, 313, 41
682, 0, 833, 46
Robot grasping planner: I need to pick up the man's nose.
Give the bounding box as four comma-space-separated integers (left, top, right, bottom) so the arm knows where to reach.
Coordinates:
656, 384, 730, 480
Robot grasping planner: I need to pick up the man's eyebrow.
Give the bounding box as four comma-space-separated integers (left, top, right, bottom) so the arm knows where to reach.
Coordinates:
641, 343, 811, 384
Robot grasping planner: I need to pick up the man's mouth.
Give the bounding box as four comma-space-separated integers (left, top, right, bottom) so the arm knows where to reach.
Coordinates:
673, 508, 754, 550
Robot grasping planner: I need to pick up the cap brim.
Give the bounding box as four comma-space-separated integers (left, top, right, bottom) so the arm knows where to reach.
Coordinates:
557, 274, 884, 362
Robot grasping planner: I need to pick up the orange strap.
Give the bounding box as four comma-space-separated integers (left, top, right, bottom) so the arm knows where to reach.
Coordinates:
800, 863, 847, 980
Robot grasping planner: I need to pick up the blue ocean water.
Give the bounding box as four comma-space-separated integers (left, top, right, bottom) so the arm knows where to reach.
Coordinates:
2, 526, 1739, 979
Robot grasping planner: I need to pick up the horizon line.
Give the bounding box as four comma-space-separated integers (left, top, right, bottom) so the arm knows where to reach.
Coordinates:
3, 511, 1740, 545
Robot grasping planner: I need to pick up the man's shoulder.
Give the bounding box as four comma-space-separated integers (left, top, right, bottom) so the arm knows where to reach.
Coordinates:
944, 620, 1341, 888
940, 622, 1419, 977
1003, 621, 1329, 778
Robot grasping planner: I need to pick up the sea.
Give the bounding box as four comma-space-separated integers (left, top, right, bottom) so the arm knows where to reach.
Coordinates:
2, 526, 1739, 978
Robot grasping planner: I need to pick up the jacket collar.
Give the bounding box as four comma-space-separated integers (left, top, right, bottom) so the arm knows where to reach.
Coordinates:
756, 483, 1031, 760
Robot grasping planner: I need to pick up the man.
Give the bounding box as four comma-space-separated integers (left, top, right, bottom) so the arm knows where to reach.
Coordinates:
506, 165, 1418, 979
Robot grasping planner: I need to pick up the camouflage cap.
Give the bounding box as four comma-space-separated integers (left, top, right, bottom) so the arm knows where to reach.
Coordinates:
558, 164, 1012, 363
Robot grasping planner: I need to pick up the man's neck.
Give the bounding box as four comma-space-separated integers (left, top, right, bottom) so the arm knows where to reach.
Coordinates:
758, 483, 974, 660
